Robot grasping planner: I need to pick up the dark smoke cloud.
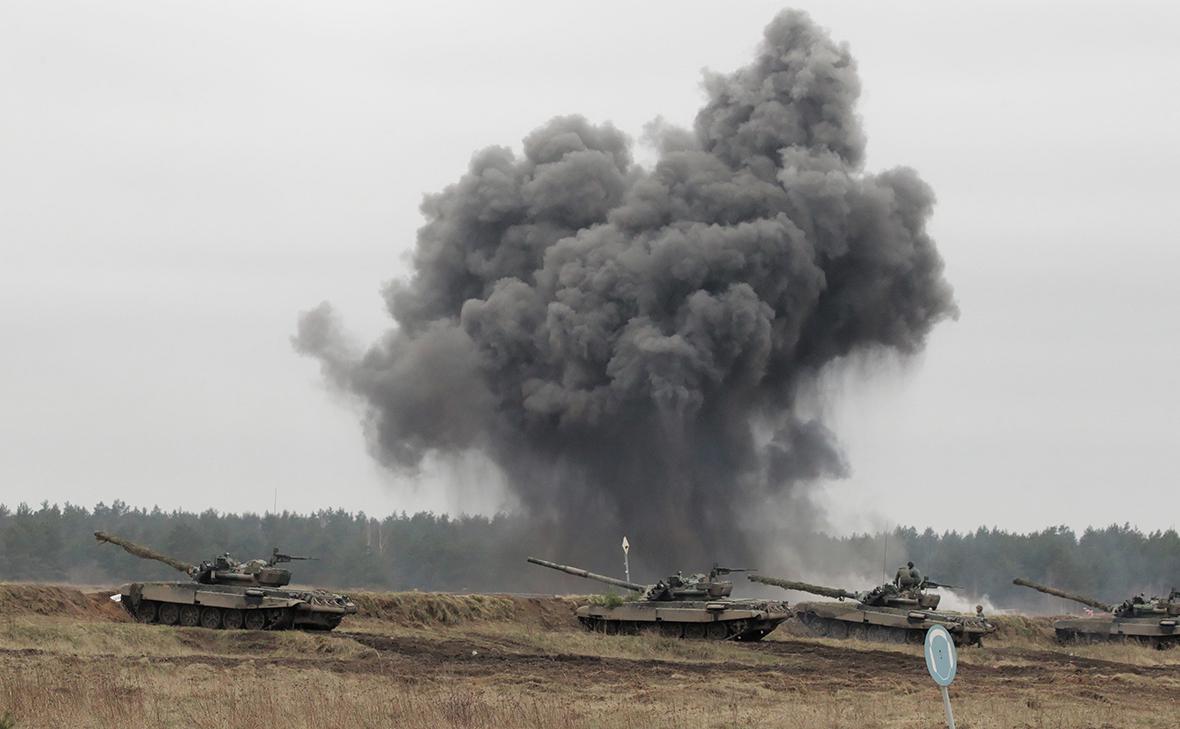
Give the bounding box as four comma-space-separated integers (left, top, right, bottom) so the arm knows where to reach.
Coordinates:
295, 10, 955, 573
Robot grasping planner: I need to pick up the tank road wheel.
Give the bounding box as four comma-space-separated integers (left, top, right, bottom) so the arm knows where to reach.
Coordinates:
706, 622, 729, 640
244, 610, 267, 631
866, 625, 901, 644
221, 609, 244, 630
659, 623, 682, 638
683, 624, 707, 640
604, 621, 620, 636
268, 608, 292, 630
179, 605, 201, 627
135, 600, 158, 623
737, 628, 770, 642
199, 607, 222, 630
157, 603, 180, 625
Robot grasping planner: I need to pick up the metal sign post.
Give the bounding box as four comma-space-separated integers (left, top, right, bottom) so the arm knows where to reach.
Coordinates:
622, 537, 630, 584
924, 624, 958, 729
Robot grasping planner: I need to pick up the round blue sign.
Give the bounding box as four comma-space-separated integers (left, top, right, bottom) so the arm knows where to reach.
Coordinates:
924, 624, 957, 686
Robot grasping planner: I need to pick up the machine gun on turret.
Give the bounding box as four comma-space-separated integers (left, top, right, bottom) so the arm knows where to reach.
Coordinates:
709, 564, 753, 581
269, 548, 316, 567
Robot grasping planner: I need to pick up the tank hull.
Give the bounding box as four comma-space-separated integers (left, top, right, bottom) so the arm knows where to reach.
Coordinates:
575, 600, 791, 641
793, 601, 995, 647
116, 580, 357, 631
1052, 616, 1180, 646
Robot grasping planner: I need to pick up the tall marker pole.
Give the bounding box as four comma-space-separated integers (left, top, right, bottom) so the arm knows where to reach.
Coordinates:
622, 537, 631, 584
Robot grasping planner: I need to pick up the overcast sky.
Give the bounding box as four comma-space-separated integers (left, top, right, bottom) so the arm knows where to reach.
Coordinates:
2, 0, 1178, 535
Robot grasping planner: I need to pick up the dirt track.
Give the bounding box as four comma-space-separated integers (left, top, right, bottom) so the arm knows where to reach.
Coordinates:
4, 619, 1173, 704
4, 584, 1180, 728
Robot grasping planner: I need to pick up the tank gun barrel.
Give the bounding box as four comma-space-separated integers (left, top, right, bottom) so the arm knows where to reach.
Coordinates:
922, 579, 959, 590
711, 565, 752, 576
527, 557, 645, 593
1012, 578, 1112, 612
94, 531, 196, 576
270, 548, 315, 565
749, 575, 856, 600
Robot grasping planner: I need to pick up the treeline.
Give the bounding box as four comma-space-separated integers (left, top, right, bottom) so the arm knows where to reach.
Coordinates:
1, 501, 1176, 611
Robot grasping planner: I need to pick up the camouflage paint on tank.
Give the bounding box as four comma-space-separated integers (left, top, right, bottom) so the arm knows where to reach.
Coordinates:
95, 531, 357, 631
751, 567, 996, 647
528, 557, 792, 641
1013, 578, 1180, 647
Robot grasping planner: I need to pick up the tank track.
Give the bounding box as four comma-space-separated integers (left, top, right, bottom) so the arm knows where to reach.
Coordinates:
1054, 627, 1179, 649
796, 611, 986, 647
577, 616, 773, 641
124, 599, 342, 631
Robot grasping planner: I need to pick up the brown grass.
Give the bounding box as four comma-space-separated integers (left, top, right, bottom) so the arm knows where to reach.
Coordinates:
2, 584, 1180, 728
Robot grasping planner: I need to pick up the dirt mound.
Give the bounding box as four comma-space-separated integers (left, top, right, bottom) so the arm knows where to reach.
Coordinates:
350, 592, 579, 629
989, 613, 1058, 645
0, 583, 129, 621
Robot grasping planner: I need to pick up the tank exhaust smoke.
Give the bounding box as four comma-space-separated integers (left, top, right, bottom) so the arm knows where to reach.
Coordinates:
294, 10, 955, 570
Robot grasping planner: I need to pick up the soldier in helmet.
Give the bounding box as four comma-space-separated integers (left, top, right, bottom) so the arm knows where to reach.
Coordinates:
895, 561, 923, 589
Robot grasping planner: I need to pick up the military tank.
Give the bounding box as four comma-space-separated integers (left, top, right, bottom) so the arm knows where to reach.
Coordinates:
1013, 578, 1180, 646
95, 531, 357, 631
750, 566, 996, 646
527, 557, 791, 641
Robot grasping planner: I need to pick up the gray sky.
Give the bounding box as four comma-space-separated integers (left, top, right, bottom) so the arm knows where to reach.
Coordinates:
2, 0, 1178, 534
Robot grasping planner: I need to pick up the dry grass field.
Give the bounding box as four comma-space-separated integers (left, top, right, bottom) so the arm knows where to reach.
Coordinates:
2, 584, 1179, 729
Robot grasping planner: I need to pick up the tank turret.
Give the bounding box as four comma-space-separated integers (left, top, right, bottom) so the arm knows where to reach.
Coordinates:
1012, 578, 1113, 613
526, 556, 789, 640
528, 557, 746, 600
750, 565, 994, 647
751, 573, 945, 609
95, 531, 302, 588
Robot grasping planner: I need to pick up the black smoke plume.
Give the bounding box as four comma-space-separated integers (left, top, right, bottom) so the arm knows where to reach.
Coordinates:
295, 10, 955, 575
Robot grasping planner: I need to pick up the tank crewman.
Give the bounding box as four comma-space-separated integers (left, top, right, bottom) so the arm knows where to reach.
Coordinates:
908, 561, 923, 586
895, 561, 923, 589
894, 563, 912, 588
